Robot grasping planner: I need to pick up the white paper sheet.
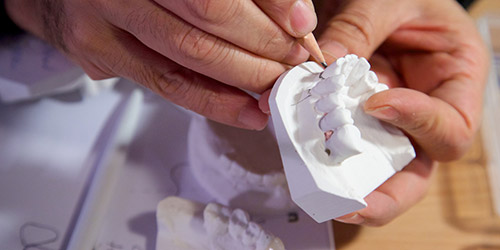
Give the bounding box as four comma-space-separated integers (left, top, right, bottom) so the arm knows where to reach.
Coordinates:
0, 81, 133, 249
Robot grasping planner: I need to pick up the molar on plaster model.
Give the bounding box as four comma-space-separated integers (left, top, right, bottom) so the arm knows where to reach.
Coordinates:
156, 196, 285, 250
269, 54, 416, 223
188, 117, 294, 214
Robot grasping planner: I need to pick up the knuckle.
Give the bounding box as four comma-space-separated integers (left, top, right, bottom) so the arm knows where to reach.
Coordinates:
65, 25, 94, 54
124, 7, 161, 38
150, 67, 195, 105
136, 65, 233, 126
248, 61, 276, 93
154, 69, 215, 114
330, 9, 374, 47
408, 114, 471, 161
39, 0, 68, 51
441, 131, 472, 161
406, 117, 435, 137
63, 15, 112, 57
189, 88, 221, 116
185, 0, 241, 26
176, 27, 225, 66
257, 26, 290, 60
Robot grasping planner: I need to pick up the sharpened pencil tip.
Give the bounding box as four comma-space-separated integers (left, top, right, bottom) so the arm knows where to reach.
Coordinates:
321, 62, 328, 68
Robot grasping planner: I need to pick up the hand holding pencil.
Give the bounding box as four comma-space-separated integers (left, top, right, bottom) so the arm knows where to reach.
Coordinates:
5, 0, 322, 130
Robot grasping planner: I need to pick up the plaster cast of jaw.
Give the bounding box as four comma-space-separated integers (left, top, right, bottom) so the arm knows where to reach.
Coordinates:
156, 196, 285, 250
188, 117, 295, 214
269, 54, 416, 223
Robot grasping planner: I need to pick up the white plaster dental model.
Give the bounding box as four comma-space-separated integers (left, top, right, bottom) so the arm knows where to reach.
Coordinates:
156, 196, 285, 250
188, 117, 294, 214
269, 54, 416, 223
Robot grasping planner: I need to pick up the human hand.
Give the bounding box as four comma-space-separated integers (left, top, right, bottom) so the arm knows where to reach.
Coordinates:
4, 0, 319, 130
314, 0, 488, 226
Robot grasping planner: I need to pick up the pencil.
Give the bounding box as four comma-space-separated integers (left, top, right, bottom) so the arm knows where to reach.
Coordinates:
298, 33, 328, 68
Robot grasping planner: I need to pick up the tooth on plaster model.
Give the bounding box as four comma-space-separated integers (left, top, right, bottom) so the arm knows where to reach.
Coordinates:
156, 196, 285, 250
188, 117, 294, 214
269, 55, 416, 223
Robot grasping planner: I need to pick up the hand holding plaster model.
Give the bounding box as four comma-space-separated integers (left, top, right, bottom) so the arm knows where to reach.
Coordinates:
264, 0, 488, 226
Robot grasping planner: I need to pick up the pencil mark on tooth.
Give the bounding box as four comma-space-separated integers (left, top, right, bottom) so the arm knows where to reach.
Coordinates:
325, 125, 363, 163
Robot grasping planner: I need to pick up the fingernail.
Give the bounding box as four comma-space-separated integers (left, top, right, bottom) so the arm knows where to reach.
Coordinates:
365, 106, 400, 121
238, 105, 269, 130
335, 213, 365, 224
290, 0, 317, 37
258, 90, 272, 115
320, 41, 348, 63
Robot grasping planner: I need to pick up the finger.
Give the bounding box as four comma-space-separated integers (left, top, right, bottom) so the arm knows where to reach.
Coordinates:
154, 0, 309, 65
317, 0, 418, 59
364, 87, 476, 161
253, 0, 317, 38
101, 0, 290, 93
336, 149, 435, 226
72, 23, 269, 130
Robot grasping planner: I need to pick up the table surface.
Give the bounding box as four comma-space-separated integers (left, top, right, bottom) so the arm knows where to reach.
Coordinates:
333, 1, 500, 249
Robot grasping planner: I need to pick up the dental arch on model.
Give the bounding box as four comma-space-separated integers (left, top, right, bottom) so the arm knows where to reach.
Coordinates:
310, 55, 389, 164
156, 196, 285, 250
269, 54, 416, 223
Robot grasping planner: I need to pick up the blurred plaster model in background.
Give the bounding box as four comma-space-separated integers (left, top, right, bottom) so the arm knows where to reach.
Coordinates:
188, 117, 294, 215
156, 196, 285, 250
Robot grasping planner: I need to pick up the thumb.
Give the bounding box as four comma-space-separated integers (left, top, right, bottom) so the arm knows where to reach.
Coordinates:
318, 0, 418, 61
253, 0, 317, 38
364, 88, 474, 162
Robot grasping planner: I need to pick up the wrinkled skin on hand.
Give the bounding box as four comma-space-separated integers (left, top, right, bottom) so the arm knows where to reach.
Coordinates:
312, 0, 488, 226
4, 0, 318, 130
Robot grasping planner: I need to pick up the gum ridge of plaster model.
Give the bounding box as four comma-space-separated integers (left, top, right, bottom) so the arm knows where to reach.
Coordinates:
269, 54, 416, 223
156, 196, 285, 250
188, 117, 294, 215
